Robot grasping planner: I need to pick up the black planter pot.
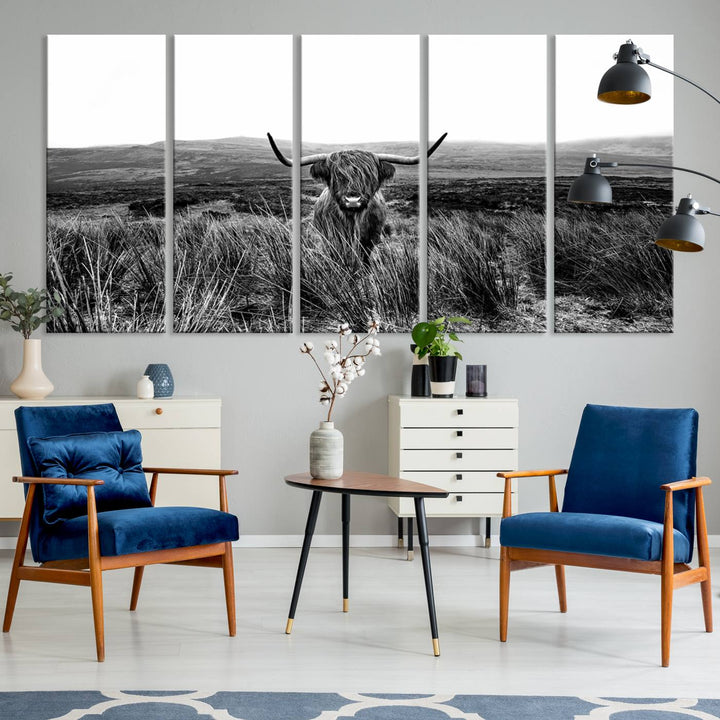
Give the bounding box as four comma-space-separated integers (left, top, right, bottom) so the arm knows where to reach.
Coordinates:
428, 355, 458, 398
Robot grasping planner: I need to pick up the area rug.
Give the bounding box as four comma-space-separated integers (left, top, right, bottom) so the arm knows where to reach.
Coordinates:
2, 691, 720, 720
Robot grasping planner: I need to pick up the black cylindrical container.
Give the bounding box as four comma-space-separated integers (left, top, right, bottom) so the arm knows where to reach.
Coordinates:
410, 344, 430, 397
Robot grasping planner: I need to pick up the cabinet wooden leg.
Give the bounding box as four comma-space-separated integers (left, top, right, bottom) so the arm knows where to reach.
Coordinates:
407, 517, 414, 561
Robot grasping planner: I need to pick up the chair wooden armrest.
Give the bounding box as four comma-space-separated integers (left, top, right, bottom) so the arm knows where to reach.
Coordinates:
498, 469, 568, 518
661, 476, 711, 492
142, 468, 238, 512
142, 467, 238, 477
13, 475, 105, 486
497, 469, 568, 479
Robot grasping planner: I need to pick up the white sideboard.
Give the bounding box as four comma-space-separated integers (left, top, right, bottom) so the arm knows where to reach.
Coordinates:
388, 395, 519, 547
0, 396, 222, 519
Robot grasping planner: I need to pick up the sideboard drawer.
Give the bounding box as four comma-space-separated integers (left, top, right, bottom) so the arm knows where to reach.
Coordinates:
400, 448, 517, 472
398, 470, 507, 493
115, 399, 220, 430
390, 492, 515, 517
399, 399, 518, 429
401, 427, 517, 450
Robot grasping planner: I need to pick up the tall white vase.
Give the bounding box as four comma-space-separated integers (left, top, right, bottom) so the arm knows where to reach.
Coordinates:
309, 421, 344, 479
10, 339, 54, 400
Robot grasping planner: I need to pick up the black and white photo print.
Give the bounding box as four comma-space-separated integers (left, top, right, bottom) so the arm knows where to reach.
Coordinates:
428, 35, 547, 332
174, 35, 293, 333
46, 35, 166, 333
555, 35, 674, 333
299, 35, 422, 333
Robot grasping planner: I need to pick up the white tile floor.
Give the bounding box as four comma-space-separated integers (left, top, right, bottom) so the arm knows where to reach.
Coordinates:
0, 546, 717, 697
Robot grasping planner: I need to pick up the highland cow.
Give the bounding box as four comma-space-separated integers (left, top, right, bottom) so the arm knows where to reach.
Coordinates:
267, 132, 447, 264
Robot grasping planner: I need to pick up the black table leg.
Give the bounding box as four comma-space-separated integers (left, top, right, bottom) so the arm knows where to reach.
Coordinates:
407, 517, 414, 561
286, 490, 323, 634
485, 517, 492, 548
397, 517, 404, 548
414, 496, 440, 656
342, 493, 350, 612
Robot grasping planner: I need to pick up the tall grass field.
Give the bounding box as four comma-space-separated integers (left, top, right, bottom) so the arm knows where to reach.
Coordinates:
554, 176, 673, 333
47, 211, 165, 333
173, 207, 291, 333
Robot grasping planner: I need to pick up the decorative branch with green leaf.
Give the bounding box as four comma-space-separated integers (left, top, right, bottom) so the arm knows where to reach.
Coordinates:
411, 316, 471, 359
0, 273, 64, 339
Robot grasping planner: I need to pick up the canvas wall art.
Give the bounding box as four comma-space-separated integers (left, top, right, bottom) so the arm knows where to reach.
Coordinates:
299, 35, 421, 333
46, 35, 166, 333
555, 35, 674, 333
173, 35, 293, 333
428, 35, 547, 332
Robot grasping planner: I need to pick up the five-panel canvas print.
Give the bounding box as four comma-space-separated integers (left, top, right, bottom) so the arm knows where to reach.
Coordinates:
46, 34, 673, 334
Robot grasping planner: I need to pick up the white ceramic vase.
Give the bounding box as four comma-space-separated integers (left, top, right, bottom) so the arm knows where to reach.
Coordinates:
309, 421, 344, 480
136, 375, 154, 399
10, 338, 54, 400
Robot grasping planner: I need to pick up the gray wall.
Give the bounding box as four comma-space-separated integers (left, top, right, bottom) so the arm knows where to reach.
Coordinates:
1, 0, 719, 537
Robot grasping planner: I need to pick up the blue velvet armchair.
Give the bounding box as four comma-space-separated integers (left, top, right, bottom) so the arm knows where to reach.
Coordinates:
3, 403, 239, 661
498, 404, 712, 667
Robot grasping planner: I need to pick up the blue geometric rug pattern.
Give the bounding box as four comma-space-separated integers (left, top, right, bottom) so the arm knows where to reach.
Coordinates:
2, 691, 720, 720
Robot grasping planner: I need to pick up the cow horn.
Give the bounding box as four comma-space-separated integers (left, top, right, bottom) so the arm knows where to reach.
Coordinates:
267, 133, 329, 167
375, 133, 448, 165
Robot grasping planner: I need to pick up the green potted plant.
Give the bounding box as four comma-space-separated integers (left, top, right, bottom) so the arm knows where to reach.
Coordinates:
0, 273, 64, 399
411, 316, 470, 397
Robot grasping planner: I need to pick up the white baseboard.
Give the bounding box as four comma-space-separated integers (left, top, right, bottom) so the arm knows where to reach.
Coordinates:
2, 534, 720, 550
235, 534, 497, 548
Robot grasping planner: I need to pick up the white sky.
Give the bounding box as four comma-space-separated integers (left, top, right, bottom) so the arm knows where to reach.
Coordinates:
48, 35, 165, 148
175, 35, 292, 141
302, 35, 419, 145
430, 35, 546, 144
556, 35, 673, 142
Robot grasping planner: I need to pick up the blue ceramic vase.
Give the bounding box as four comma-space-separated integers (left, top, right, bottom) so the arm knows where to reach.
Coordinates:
144, 363, 174, 398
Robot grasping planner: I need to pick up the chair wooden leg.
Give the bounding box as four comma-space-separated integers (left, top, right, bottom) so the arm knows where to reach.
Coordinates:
555, 565, 567, 613
696, 487, 713, 633
87, 488, 105, 662
499, 546, 510, 642
130, 567, 144, 611
3, 485, 35, 633
661, 564, 672, 667
222, 542, 236, 637
661, 490, 674, 667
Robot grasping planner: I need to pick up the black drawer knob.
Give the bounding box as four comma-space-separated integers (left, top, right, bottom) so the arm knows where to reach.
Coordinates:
457, 408, 464, 415
456, 495, 463, 502
456, 473, 463, 481
456, 452, 463, 459
456, 430, 463, 437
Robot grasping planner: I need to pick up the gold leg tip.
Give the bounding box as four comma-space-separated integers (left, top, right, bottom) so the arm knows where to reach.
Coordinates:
407, 551, 414, 561
343, 598, 349, 613
398, 539, 404, 548
432, 638, 440, 656
285, 618, 294, 634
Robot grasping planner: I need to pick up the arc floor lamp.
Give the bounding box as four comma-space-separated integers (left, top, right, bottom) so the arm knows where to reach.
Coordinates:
568, 40, 720, 252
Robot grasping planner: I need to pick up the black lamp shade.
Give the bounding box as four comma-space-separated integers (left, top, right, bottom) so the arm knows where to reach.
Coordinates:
597, 42, 652, 104
568, 170, 613, 204
655, 196, 706, 252
655, 214, 706, 252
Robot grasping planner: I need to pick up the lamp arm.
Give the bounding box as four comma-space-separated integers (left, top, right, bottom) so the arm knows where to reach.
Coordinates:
645, 59, 720, 106
616, 162, 720, 187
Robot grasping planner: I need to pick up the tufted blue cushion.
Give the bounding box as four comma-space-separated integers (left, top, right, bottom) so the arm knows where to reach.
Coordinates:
562, 404, 698, 552
500, 511, 691, 563
28, 430, 152, 525
15, 404, 124, 563
34, 506, 239, 562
